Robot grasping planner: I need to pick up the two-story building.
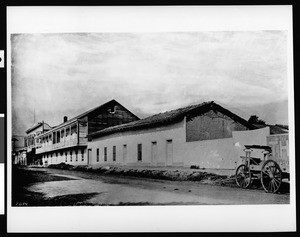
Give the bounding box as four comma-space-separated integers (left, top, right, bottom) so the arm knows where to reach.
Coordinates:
35, 99, 139, 166
24, 121, 52, 165
12, 135, 27, 165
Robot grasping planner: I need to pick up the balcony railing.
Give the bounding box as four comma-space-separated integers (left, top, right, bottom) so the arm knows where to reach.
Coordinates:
36, 135, 87, 154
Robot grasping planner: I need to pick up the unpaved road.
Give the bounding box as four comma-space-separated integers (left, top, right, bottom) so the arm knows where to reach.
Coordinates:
26, 167, 289, 205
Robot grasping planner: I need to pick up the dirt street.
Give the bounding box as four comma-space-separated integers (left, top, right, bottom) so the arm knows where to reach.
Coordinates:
12, 167, 289, 206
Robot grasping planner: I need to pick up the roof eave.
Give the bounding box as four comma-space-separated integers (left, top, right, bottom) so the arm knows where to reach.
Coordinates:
25, 123, 43, 134
88, 114, 186, 139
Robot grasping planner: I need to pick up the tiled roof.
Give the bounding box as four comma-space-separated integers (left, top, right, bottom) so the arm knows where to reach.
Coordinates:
88, 101, 255, 139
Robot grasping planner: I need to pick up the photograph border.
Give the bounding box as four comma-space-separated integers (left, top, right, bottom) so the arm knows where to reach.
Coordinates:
6, 5, 296, 233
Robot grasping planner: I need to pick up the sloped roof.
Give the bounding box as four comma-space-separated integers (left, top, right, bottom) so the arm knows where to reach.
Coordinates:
88, 101, 256, 139
25, 122, 43, 134
39, 99, 140, 135
253, 123, 289, 135
26, 121, 51, 134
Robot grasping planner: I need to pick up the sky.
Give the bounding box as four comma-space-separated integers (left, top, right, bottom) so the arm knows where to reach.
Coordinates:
11, 31, 288, 135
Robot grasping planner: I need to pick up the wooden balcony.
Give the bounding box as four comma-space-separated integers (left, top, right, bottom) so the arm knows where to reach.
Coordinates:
36, 135, 87, 154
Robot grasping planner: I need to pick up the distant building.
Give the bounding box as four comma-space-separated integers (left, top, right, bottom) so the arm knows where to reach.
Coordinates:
12, 135, 26, 165
12, 135, 25, 151
24, 121, 52, 165
13, 147, 27, 165
35, 100, 139, 166
252, 123, 289, 135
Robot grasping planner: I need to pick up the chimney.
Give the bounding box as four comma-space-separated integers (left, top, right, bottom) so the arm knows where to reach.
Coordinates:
64, 116, 68, 123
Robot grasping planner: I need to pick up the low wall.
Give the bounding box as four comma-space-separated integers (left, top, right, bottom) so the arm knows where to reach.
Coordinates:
183, 138, 237, 169
183, 127, 271, 170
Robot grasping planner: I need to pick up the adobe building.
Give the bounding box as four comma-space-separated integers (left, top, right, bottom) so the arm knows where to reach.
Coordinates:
87, 101, 258, 169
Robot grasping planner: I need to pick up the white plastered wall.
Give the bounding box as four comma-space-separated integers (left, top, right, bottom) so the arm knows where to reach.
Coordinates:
88, 119, 187, 167
232, 127, 270, 166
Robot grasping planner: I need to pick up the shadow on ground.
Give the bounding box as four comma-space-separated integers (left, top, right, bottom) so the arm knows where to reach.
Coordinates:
12, 166, 99, 206
242, 179, 290, 194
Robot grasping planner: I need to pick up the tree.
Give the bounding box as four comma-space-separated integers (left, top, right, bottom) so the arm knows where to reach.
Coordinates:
248, 115, 266, 125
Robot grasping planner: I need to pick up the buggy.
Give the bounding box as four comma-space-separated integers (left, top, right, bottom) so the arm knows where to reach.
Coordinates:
235, 145, 289, 193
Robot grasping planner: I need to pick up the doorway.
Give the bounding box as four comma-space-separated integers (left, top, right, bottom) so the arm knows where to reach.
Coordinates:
87, 149, 92, 165
151, 141, 158, 165
123, 144, 127, 165
166, 139, 173, 166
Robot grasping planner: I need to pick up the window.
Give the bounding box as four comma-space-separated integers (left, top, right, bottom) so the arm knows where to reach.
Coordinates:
66, 127, 70, 137
96, 148, 99, 162
137, 144, 142, 161
71, 124, 77, 135
81, 149, 84, 161
65, 152, 67, 162
113, 146, 116, 162
53, 132, 56, 144
70, 151, 72, 162
57, 131, 61, 143
104, 147, 107, 162
75, 150, 78, 161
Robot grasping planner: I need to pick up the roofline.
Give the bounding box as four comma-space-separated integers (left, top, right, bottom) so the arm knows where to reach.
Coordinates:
36, 119, 79, 137
112, 100, 140, 120
87, 101, 212, 138
14, 147, 27, 152
35, 99, 139, 137
54, 99, 139, 129
25, 121, 52, 134
25, 122, 43, 134
210, 103, 257, 130
88, 101, 254, 139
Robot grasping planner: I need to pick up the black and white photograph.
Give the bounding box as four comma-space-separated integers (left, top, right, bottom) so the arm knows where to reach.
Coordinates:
6, 6, 295, 232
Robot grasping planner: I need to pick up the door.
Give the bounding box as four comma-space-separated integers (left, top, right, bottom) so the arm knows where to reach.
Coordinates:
166, 139, 173, 165
87, 149, 92, 165
166, 139, 173, 166
151, 142, 158, 165
123, 145, 127, 165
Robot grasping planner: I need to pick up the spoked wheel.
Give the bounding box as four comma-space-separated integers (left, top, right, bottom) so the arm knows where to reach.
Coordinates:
261, 160, 282, 193
235, 164, 252, 189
